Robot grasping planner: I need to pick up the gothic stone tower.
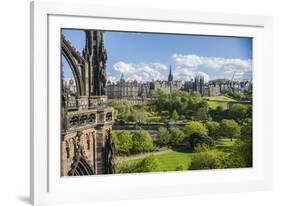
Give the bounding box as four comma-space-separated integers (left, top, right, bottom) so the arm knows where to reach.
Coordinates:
61, 30, 114, 176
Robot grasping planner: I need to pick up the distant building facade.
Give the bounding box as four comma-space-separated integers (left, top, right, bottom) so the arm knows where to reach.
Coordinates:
150, 65, 182, 94
184, 74, 208, 96
106, 74, 149, 105
106, 65, 182, 104
107, 67, 251, 101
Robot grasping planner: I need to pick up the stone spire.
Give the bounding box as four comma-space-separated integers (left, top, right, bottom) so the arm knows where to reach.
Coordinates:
168, 65, 173, 81
120, 73, 125, 81
83, 30, 107, 96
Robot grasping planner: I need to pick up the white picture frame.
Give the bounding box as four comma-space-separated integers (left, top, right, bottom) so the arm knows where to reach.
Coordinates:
30, 0, 273, 205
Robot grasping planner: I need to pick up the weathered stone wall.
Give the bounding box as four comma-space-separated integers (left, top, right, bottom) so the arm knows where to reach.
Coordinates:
61, 128, 96, 176
61, 122, 113, 176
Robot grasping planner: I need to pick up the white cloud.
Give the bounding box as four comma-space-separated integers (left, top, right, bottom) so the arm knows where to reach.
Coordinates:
172, 54, 252, 81
172, 54, 202, 68
111, 54, 252, 83
107, 76, 117, 83
173, 68, 210, 82
112, 61, 167, 82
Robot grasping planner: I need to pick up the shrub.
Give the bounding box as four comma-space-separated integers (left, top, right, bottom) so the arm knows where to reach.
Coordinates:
171, 109, 179, 121
205, 121, 221, 139
115, 161, 138, 174
189, 151, 217, 170
135, 155, 160, 172
184, 121, 208, 138
175, 164, 186, 171
169, 127, 186, 146
189, 150, 243, 170
156, 127, 171, 146
127, 111, 144, 123
189, 133, 214, 151
132, 130, 154, 153
116, 156, 159, 173
112, 131, 133, 155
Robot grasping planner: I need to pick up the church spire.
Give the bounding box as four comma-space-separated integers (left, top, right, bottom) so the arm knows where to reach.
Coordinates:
120, 73, 125, 81
168, 65, 173, 81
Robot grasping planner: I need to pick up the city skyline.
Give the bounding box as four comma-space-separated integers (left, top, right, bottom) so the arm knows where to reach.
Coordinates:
62, 29, 253, 83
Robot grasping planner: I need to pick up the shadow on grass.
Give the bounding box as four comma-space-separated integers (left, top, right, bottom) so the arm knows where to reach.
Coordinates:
171, 145, 193, 153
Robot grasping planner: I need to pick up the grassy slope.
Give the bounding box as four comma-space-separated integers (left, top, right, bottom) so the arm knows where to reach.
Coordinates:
204, 96, 236, 102
204, 95, 236, 109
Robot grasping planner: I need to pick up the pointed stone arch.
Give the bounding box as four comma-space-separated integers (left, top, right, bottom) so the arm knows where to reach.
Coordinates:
68, 157, 94, 176
62, 37, 85, 96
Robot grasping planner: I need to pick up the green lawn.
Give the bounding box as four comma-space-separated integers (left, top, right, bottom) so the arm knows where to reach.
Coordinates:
204, 96, 236, 102
206, 101, 228, 110
203, 95, 236, 110
115, 138, 237, 173
214, 138, 237, 154
155, 150, 193, 171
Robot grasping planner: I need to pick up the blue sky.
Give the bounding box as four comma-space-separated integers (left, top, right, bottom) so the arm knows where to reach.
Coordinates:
62, 29, 252, 82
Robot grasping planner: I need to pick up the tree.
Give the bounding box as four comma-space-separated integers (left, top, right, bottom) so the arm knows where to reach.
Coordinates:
127, 111, 144, 123
194, 107, 209, 121
220, 119, 241, 141
206, 121, 221, 139
132, 130, 154, 153
156, 127, 171, 146
184, 121, 208, 138
108, 99, 132, 123
112, 131, 133, 155
234, 120, 252, 167
189, 150, 241, 170
226, 104, 249, 122
189, 133, 214, 151
169, 127, 186, 146
209, 105, 225, 121
135, 156, 160, 172
171, 109, 179, 122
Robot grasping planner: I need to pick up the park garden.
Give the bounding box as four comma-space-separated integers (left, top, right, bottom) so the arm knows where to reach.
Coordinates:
109, 89, 253, 173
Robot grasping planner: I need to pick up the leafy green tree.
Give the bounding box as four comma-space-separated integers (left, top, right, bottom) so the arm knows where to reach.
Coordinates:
108, 99, 132, 122
194, 107, 209, 121
227, 104, 249, 122
189, 149, 243, 170
112, 131, 133, 155
189, 133, 214, 151
209, 105, 225, 121
171, 109, 179, 121
169, 127, 186, 146
234, 120, 252, 167
132, 130, 154, 153
220, 119, 241, 141
206, 121, 221, 139
156, 127, 171, 146
127, 111, 144, 123
184, 121, 208, 138
135, 156, 160, 172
